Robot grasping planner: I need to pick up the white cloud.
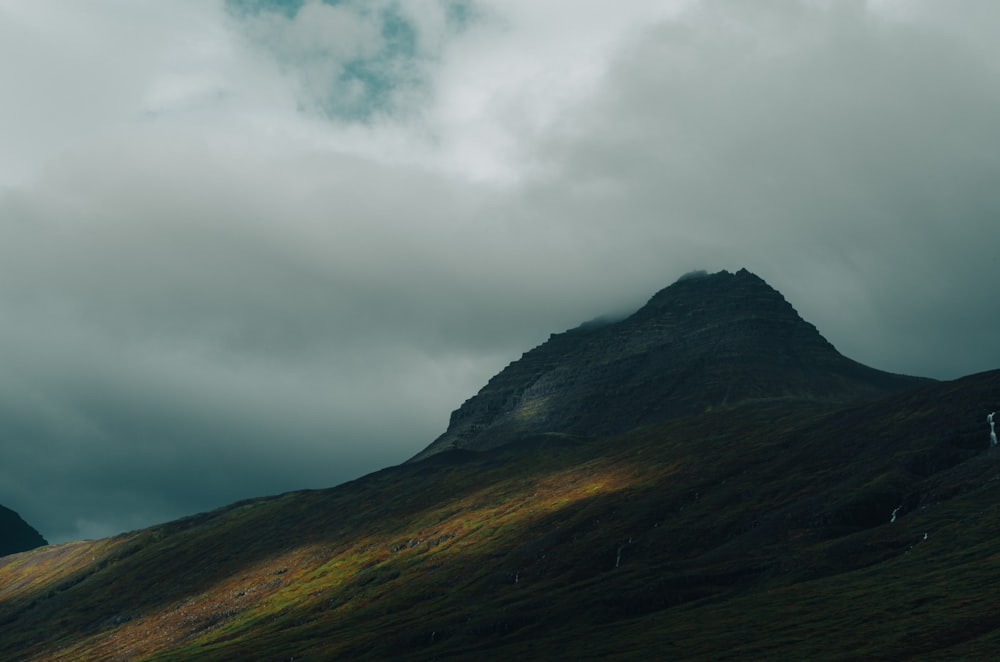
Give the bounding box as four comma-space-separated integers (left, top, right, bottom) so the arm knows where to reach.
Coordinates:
420, 0, 698, 181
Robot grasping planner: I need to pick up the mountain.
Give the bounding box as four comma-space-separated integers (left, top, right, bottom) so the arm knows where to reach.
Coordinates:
2, 270, 999, 660
0, 505, 47, 557
412, 268, 929, 461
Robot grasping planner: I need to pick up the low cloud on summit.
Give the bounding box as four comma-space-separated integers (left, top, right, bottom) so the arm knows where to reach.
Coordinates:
2, 0, 999, 542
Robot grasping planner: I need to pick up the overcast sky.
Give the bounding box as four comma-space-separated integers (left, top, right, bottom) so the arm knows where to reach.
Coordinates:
2, 0, 999, 544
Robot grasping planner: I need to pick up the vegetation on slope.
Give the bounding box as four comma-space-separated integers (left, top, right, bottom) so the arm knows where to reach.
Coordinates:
1, 370, 998, 660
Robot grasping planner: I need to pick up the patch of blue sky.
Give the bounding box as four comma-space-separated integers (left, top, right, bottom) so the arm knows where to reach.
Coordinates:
444, 0, 476, 29
225, 0, 307, 19
226, 0, 477, 24
226, 0, 478, 122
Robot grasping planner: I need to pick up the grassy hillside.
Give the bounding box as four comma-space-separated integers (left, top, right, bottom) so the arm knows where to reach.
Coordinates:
1, 370, 999, 660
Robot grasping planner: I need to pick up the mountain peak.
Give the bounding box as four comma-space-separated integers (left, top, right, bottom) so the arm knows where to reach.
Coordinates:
640, 268, 803, 318
411, 269, 930, 461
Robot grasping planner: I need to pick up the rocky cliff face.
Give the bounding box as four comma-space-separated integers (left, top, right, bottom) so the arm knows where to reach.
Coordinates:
0, 504, 47, 557
411, 269, 930, 461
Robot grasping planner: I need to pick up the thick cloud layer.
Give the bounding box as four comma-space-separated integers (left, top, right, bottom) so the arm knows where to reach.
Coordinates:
1, 0, 999, 543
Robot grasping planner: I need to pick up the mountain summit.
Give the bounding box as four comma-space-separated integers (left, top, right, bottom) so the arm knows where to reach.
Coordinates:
4, 270, 1000, 660
412, 269, 928, 461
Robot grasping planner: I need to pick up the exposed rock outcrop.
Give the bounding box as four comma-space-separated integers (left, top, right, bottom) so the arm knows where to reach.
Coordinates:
411, 269, 930, 461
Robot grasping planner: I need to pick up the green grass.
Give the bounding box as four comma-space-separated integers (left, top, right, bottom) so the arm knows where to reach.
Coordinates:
2, 370, 999, 660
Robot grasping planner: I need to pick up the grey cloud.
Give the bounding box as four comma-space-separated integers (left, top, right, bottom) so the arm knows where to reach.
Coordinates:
0, 129, 622, 542
3, 0, 999, 543
526, 0, 1000, 378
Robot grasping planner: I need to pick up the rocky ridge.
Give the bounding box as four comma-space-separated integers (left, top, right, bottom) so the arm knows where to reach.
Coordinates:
412, 268, 930, 461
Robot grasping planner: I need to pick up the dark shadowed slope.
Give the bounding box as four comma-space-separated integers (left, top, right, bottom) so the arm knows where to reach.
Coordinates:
4, 270, 997, 661
0, 369, 998, 660
412, 269, 931, 461
0, 505, 46, 557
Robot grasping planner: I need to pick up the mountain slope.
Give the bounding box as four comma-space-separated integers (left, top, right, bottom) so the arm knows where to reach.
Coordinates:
2, 271, 997, 660
1, 369, 998, 660
0, 505, 47, 557
412, 269, 929, 462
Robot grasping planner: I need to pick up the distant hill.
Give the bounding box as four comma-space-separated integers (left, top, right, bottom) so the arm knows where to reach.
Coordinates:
412, 268, 930, 461
0, 505, 47, 557
2, 270, 999, 661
